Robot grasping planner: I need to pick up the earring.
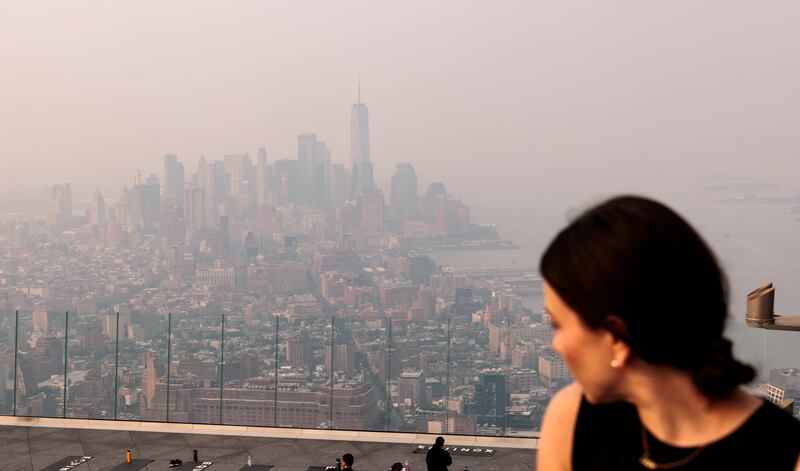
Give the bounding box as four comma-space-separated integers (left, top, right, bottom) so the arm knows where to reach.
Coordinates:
610, 359, 621, 368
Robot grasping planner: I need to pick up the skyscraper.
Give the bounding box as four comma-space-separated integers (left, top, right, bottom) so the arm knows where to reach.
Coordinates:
324, 342, 356, 373
163, 154, 185, 206
476, 370, 508, 419
184, 187, 205, 230
424, 182, 449, 236
329, 163, 350, 211
312, 146, 331, 211
357, 190, 385, 233
197, 154, 208, 189
350, 85, 374, 197
45, 183, 72, 227
219, 214, 231, 255
256, 147, 269, 209
297, 133, 315, 205
273, 159, 299, 206
398, 370, 426, 407
91, 189, 106, 227
390, 163, 418, 217
197, 155, 215, 228
224, 154, 254, 214
287, 335, 314, 370
298, 134, 331, 210
128, 176, 161, 229
205, 160, 228, 228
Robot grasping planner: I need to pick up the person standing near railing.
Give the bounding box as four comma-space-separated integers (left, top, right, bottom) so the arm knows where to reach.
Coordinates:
426, 436, 452, 471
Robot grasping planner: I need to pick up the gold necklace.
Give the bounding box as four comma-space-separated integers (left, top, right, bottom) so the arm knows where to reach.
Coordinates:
638, 424, 706, 470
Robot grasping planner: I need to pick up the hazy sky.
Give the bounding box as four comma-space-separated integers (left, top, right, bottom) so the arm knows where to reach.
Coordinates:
1, 1, 799, 209
2, 2, 800, 353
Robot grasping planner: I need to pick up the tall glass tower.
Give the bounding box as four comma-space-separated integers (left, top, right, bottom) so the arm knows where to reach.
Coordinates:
350, 83, 374, 197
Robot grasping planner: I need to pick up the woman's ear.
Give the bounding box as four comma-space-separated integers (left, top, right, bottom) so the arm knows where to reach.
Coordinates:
605, 314, 631, 367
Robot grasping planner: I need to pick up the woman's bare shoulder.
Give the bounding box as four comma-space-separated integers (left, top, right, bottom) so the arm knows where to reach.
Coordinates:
537, 383, 583, 471
550, 382, 583, 409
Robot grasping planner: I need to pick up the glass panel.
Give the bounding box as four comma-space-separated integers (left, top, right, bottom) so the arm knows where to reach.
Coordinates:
221, 310, 277, 426
388, 317, 448, 434
465, 311, 511, 436
385, 317, 394, 431
271, 312, 287, 428
169, 312, 222, 424
330, 315, 381, 431
116, 310, 169, 422
438, 279, 551, 437
328, 317, 388, 430
15, 310, 67, 417
0, 312, 16, 415
323, 316, 335, 429
65, 311, 116, 418
705, 202, 800, 420
730, 323, 800, 418
277, 315, 331, 429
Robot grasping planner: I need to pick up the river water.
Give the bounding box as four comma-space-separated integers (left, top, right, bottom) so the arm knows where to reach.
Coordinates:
429, 181, 800, 381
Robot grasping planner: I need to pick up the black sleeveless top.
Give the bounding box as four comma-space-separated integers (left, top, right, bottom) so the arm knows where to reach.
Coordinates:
573, 397, 800, 470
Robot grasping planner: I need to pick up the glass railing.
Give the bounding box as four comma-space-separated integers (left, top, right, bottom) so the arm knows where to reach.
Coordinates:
1, 309, 795, 436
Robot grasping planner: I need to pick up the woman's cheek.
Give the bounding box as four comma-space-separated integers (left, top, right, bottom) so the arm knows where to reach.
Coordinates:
558, 332, 585, 374
551, 330, 565, 356
560, 344, 579, 372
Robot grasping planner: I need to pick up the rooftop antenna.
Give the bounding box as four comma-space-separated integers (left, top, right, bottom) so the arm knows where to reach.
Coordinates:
358, 75, 361, 104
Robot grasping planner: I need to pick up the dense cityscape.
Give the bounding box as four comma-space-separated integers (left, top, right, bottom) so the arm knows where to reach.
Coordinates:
0, 94, 569, 437
2, 3, 800, 470
1, 93, 798, 438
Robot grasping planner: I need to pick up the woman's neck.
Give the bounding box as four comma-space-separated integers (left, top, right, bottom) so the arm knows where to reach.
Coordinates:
621, 365, 760, 447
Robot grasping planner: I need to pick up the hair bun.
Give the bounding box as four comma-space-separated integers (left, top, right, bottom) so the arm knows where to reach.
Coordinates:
692, 338, 756, 398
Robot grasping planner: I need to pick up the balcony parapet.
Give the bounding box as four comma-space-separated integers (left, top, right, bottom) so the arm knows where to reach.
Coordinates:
0, 416, 539, 449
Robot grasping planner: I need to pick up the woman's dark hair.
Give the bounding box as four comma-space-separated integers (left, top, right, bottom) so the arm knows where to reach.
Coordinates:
539, 195, 755, 398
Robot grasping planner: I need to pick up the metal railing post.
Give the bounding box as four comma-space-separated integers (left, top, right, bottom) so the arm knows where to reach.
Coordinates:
219, 314, 225, 424
329, 316, 335, 429
12, 311, 19, 416
63, 311, 69, 418
386, 317, 392, 431
166, 313, 172, 422
114, 312, 120, 420
506, 313, 511, 435
273, 315, 279, 427
445, 317, 451, 430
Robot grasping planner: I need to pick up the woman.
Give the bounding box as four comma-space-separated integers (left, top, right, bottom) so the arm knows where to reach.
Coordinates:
536, 196, 800, 470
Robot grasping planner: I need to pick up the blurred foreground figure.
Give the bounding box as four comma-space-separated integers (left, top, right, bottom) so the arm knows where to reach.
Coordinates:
536, 195, 800, 470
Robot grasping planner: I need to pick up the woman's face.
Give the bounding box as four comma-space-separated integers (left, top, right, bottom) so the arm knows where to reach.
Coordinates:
544, 281, 623, 403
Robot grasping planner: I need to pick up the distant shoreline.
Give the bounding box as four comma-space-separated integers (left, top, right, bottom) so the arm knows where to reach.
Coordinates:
413, 240, 521, 252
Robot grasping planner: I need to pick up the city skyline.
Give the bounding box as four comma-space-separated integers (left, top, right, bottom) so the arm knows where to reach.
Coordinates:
2, 2, 799, 202
0, 1, 799, 440
0, 90, 566, 435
